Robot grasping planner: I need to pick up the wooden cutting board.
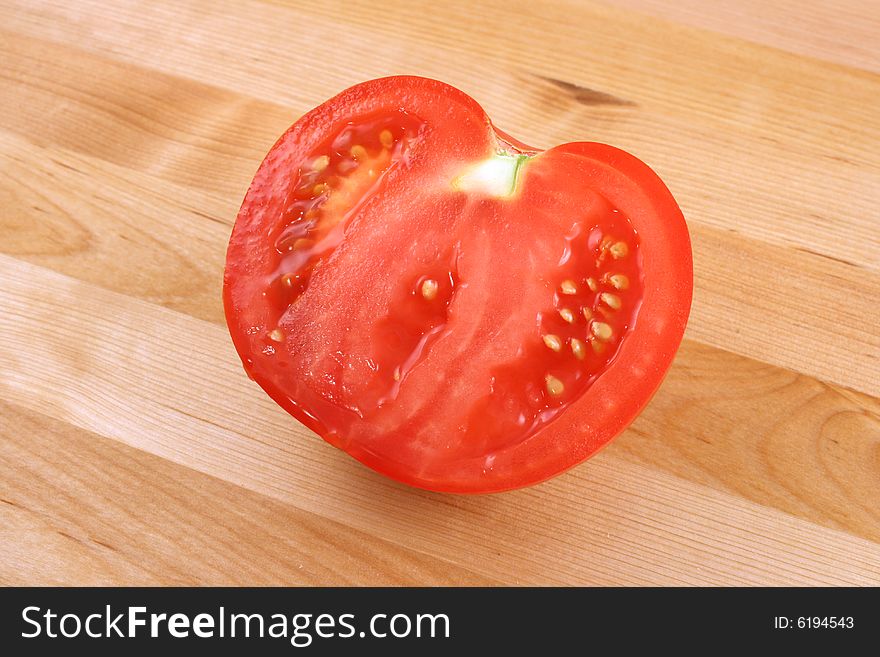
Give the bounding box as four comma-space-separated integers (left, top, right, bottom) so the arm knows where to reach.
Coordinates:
1, 0, 878, 586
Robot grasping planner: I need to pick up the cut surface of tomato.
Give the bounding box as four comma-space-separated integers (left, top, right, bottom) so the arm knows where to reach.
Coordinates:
224, 76, 692, 493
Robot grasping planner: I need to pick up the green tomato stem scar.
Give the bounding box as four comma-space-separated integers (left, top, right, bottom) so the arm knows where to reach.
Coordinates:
452, 152, 529, 198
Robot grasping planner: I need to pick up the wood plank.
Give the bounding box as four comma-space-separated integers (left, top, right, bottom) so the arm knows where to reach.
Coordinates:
0, 399, 495, 585
3, 4, 877, 272
601, 0, 880, 73
0, 29, 284, 197
2, 0, 878, 588
4, 131, 877, 539
617, 341, 880, 542
688, 227, 879, 397
1, 34, 877, 394
0, 131, 233, 324
1, 255, 878, 585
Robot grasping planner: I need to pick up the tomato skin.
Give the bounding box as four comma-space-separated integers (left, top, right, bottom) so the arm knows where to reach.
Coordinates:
224, 76, 692, 493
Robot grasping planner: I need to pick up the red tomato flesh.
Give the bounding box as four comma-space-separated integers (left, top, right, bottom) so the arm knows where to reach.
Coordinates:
224, 76, 692, 493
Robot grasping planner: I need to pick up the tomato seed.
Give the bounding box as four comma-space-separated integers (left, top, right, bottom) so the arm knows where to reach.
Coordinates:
559, 308, 575, 323
600, 292, 621, 310
420, 279, 439, 300
560, 279, 578, 295
591, 321, 613, 341
542, 334, 563, 352
608, 274, 629, 289
610, 241, 628, 259
545, 374, 565, 397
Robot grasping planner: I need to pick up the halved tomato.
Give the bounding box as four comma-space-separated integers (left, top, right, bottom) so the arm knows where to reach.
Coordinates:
224, 76, 692, 493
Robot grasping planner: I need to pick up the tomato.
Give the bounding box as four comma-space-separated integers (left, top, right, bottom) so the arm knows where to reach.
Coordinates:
224, 76, 692, 493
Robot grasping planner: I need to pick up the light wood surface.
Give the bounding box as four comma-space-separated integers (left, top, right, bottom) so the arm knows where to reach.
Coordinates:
1, 0, 878, 586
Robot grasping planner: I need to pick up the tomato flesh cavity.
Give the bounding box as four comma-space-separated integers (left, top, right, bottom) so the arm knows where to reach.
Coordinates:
461, 211, 643, 458
266, 110, 427, 314
224, 76, 692, 493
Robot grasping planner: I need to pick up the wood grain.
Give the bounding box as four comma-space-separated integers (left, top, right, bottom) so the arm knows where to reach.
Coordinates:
2, 31, 878, 396
603, 0, 880, 73
1, 256, 878, 585
0, 401, 496, 585
0, 0, 878, 585
6, 2, 878, 267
